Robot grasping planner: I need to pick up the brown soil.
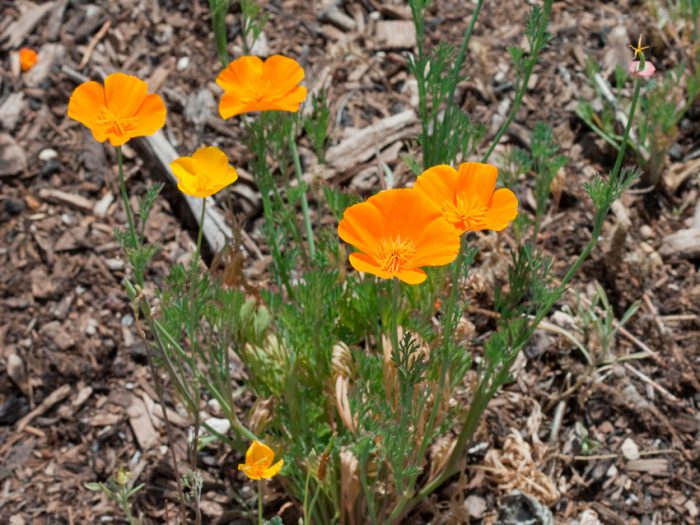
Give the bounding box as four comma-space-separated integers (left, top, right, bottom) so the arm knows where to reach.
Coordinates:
1, 0, 698, 524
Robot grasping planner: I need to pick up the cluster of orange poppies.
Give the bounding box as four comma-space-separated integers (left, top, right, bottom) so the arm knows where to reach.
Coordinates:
66, 55, 306, 196
338, 163, 518, 284
67, 56, 517, 289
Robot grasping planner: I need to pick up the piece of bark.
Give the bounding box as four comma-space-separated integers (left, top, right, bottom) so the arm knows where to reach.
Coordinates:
626, 458, 669, 476
127, 394, 159, 450
319, 5, 356, 31
660, 228, 700, 259
0, 133, 27, 176
38, 188, 93, 212
15, 384, 71, 431
664, 158, 700, 194
374, 20, 416, 49
326, 110, 416, 172
0, 1, 56, 49
0, 94, 26, 132
46, 0, 69, 40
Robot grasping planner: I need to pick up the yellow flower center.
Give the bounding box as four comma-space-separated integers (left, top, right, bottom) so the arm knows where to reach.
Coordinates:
442, 193, 488, 230
376, 236, 417, 274
96, 106, 139, 137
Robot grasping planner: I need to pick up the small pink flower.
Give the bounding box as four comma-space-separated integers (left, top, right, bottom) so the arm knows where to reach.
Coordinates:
627, 60, 655, 79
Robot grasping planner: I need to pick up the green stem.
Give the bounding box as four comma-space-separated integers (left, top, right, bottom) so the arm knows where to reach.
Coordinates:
433, 0, 484, 165
303, 469, 311, 525
390, 278, 400, 355
289, 124, 316, 261
610, 79, 641, 182
257, 480, 264, 525
116, 146, 138, 246
482, 0, 552, 163
193, 198, 207, 274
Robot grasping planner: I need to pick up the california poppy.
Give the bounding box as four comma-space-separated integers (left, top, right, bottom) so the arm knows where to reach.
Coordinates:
170, 146, 238, 198
238, 441, 284, 480
19, 48, 37, 72
337, 189, 460, 285
216, 55, 307, 119
413, 162, 518, 233
67, 73, 167, 147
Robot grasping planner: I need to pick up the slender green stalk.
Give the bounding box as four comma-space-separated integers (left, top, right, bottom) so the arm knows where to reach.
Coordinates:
116, 146, 138, 245
390, 278, 400, 355
193, 199, 207, 274
209, 0, 230, 68
303, 469, 311, 524
289, 125, 316, 260
257, 480, 264, 525
433, 0, 484, 162
609, 80, 641, 183
482, 0, 553, 162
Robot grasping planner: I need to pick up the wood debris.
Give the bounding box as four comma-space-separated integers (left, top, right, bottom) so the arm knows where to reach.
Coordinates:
326, 110, 417, 172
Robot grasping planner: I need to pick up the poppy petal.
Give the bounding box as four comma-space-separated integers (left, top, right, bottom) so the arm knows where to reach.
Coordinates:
262, 55, 306, 100
348, 252, 393, 280
130, 93, 167, 138
412, 218, 461, 267
414, 164, 459, 208
483, 188, 518, 231
238, 464, 262, 480
246, 441, 274, 469
457, 162, 498, 203
396, 268, 427, 284
268, 86, 308, 112
262, 459, 284, 478
104, 73, 148, 117
67, 81, 105, 131
216, 56, 264, 92
367, 189, 441, 239
338, 200, 385, 254
218, 91, 251, 119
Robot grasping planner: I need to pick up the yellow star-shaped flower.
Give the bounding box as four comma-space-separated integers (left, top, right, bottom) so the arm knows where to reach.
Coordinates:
629, 34, 650, 59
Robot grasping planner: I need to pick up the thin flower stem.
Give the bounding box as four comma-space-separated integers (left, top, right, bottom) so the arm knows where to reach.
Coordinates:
560, 78, 641, 289
257, 480, 264, 525
390, 278, 400, 355
610, 79, 641, 182
289, 125, 316, 260
482, 0, 552, 163
434, 0, 484, 162
193, 198, 207, 273
303, 469, 311, 525
116, 146, 138, 245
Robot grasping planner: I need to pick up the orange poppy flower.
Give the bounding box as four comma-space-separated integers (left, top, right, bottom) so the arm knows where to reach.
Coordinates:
413, 162, 518, 233
337, 189, 461, 285
67, 73, 167, 147
216, 55, 307, 119
238, 441, 284, 480
170, 146, 238, 198
19, 48, 37, 71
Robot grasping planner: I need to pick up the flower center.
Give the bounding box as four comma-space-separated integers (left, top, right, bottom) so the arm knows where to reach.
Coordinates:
96, 106, 139, 137
376, 236, 417, 275
442, 193, 488, 230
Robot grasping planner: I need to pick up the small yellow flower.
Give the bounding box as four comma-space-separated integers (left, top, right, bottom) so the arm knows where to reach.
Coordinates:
169, 146, 238, 198
629, 34, 650, 59
115, 469, 131, 486
238, 441, 284, 480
